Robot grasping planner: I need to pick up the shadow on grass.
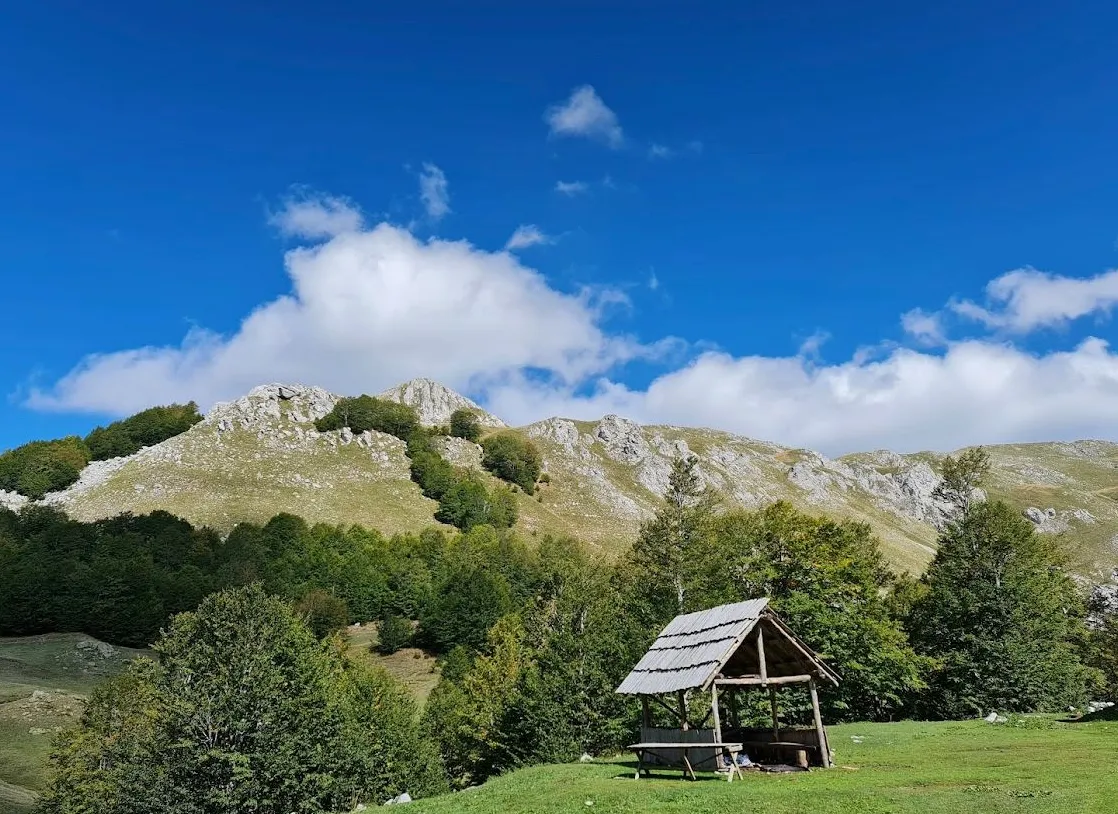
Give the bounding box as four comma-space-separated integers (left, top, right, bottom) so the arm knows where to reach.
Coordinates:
604, 758, 742, 782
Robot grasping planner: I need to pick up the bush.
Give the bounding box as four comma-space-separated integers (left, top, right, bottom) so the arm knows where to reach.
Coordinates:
0, 436, 90, 498
315, 396, 420, 441
480, 432, 542, 494
85, 402, 203, 460
449, 408, 482, 442
294, 590, 350, 639
377, 613, 413, 654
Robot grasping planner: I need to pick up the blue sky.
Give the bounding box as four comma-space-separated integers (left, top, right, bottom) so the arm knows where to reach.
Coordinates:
2, 1, 1117, 455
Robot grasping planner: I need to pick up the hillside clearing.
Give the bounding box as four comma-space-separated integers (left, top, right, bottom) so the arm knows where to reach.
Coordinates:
405, 718, 1118, 814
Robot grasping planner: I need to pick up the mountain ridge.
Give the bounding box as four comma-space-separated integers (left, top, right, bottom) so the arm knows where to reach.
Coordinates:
3, 379, 1116, 580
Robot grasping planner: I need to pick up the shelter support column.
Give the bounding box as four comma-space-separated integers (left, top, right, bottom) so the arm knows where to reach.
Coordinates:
809, 678, 831, 768
641, 696, 651, 730
711, 684, 722, 742
677, 690, 689, 730
768, 686, 780, 740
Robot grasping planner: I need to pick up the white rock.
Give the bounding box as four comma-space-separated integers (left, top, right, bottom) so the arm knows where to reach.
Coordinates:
378, 378, 505, 428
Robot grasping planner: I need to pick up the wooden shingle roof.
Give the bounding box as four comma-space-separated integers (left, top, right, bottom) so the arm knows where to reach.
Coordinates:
615, 598, 839, 695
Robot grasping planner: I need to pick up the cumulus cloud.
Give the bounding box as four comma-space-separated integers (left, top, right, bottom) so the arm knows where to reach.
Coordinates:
504, 225, 554, 251
648, 143, 674, 160
484, 338, 1118, 455
544, 85, 623, 147
27, 192, 1118, 457
901, 308, 946, 346
268, 191, 364, 239
418, 163, 450, 220
29, 205, 646, 416
554, 180, 589, 196
949, 267, 1118, 333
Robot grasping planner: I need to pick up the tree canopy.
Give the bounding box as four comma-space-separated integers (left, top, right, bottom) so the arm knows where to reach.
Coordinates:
314, 395, 420, 440
85, 402, 203, 461
480, 432, 542, 494
40, 585, 445, 813
449, 408, 483, 442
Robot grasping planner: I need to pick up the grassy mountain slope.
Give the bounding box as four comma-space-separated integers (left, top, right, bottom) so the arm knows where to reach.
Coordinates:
16, 380, 1117, 579
0, 634, 150, 814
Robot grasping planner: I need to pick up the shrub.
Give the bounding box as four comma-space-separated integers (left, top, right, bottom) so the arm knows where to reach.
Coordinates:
315, 396, 419, 441
376, 613, 413, 654
449, 408, 482, 442
294, 590, 350, 639
480, 432, 542, 494
85, 402, 203, 460
0, 436, 90, 498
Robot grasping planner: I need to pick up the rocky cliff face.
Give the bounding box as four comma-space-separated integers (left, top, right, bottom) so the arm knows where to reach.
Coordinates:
17, 378, 1118, 580
377, 378, 505, 429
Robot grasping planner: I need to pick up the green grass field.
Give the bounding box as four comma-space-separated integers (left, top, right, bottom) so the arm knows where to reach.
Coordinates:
405, 718, 1118, 814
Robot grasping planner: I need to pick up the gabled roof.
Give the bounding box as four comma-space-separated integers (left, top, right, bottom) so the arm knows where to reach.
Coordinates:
615, 598, 839, 695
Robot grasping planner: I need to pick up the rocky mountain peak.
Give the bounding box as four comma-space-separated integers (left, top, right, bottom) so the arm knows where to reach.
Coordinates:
377, 378, 506, 429
205, 383, 338, 431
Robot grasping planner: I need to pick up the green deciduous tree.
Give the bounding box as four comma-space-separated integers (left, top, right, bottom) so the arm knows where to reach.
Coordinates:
932, 446, 991, 519
376, 613, 413, 654
314, 396, 419, 441
449, 408, 482, 442
907, 499, 1098, 718
480, 433, 541, 494
627, 455, 719, 623
85, 403, 203, 461
294, 589, 350, 639
0, 436, 91, 498
40, 585, 445, 813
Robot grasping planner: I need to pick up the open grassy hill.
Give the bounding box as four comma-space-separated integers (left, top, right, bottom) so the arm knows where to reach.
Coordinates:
7, 379, 1115, 579
0, 634, 151, 814
402, 717, 1118, 814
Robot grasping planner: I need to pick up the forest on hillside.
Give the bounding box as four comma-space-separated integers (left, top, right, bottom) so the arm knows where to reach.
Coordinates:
4, 446, 1118, 809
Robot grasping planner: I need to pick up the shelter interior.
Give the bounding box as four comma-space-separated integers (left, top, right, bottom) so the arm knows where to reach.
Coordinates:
618, 599, 840, 774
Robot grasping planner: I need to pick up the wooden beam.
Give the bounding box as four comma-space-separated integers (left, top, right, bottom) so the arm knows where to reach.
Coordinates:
763, 611, 841, 686
677, 690, 689, 731
809, 679, 831, 768
715, 674, 813, 686
647, 694, 680, 721
756, 624, 768, 683
641, 696, 651, 729
768, 686, 780, 740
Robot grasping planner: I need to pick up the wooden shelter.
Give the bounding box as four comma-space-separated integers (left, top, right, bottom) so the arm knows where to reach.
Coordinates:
616, 598, 840, 773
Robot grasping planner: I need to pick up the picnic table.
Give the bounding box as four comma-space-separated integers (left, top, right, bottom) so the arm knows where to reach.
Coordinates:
626, 741, 746, 782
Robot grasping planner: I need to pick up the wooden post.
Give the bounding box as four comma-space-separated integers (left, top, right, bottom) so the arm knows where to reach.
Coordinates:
711, 683, 725, 770
756, 624, 768, 684
809, 679, 831, 768
729, 689, 740, 729
677, 690, 689, 731
711, 684, 722, 741
768, 686, 780, 740
641, 696, 651, 730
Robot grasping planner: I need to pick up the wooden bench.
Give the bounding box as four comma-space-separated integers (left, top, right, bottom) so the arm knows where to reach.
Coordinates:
626, 741, 745, 782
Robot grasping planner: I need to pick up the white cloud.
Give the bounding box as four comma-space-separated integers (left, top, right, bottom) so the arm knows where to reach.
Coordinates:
544, 85, 623, 148
648, 271, 660, 291
901, 308, 945, 346
29, 202, 646, 416
950, 267, 1118, 333
28, 192, 1118, 458
418, 163, 451, 221
504, 225, 554, 251
484, 338, 1118, 456
555, 180, 589, 196
648, 143, 674, 160
268, 191, 364, 239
